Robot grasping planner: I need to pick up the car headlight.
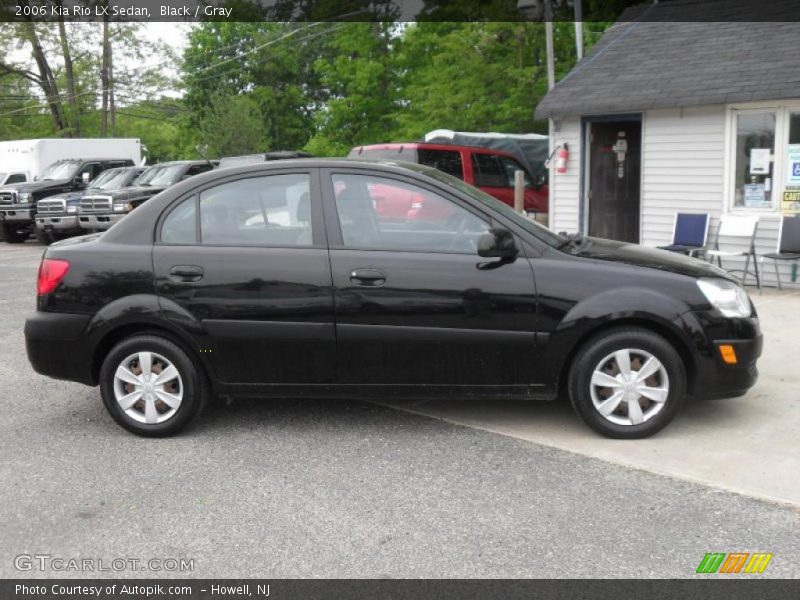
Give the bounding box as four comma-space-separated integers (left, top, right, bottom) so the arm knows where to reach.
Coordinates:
697, 278, 751, 318
66, 205, 77, 214
19, 192, 32, 203
113, 203, 127, 212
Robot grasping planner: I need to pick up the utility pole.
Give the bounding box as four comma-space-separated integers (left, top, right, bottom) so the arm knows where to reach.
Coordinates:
574, 0, 584, 60
544, 0, 555, 90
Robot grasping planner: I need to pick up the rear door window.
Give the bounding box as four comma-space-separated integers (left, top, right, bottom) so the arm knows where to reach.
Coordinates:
497, 156, 532, 187
199, 174, 312, 247
471, 153, 509, 187
417, 149, 464, 180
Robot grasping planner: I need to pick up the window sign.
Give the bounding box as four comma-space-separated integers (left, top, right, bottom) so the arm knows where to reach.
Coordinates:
784, 114, 800, 213
750, 148, 771, 175
786, 144, 800, 186
744, 183, 767, 208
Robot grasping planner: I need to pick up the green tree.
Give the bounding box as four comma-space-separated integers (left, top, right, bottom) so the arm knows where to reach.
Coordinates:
197, 92, 269, 158
183, 22, 335, 151
306, 22, 399, 156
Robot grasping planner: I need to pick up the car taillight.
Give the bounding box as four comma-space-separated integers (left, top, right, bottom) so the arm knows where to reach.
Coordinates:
37, 258, 70, 295
411, 201, 423, 209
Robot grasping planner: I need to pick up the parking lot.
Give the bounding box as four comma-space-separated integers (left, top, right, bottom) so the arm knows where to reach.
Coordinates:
1, 241, 799, 578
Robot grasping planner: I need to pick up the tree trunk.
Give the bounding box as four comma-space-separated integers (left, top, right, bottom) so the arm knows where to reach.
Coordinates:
56, 6, 80, 135
21, 22, 68, 133
100, 15, 109, 136
109, 37, 115, 135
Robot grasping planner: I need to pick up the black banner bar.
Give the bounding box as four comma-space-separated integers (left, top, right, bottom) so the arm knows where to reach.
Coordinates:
2, 579, 800, 600
0, 0, 799, 23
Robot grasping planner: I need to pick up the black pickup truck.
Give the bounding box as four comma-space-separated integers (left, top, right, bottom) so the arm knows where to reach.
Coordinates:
77, 160, 215, 231
0, 158, 134, 243
34, 166, 144, 245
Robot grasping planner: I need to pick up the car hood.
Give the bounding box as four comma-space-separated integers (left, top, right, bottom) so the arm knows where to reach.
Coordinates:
572, 237, 736, 282
97, 185, 166, 200
8, 179, 71, 193
37, 190, 85, 204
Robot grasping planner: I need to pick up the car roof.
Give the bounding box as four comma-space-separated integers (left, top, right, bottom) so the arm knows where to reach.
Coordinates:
50, 157, 135, 163
103, 165, 142, 172
351, 142, 519, 158
190, 157, 443, 179
143, 160, 215, 168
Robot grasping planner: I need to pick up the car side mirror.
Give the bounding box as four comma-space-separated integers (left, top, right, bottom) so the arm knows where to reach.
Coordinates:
532, 172, 547, 189
478, 228, 518, 258
81, 172, 91, 184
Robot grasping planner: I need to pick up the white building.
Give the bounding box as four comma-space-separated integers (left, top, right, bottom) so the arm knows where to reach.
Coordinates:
535, 15, 800, 288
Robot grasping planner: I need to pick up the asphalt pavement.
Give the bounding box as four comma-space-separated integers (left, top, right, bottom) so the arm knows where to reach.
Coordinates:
1, 242, 798, 578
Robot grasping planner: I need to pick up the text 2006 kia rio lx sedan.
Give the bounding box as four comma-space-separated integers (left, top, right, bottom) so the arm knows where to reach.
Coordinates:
24, 160, 762, 438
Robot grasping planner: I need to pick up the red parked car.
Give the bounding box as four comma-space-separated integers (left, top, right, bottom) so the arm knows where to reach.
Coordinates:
348, 142, 548, 218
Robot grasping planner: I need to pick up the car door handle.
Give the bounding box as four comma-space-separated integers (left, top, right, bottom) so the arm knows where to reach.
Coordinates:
349, 268, 386, 287
169, 265, 204, 282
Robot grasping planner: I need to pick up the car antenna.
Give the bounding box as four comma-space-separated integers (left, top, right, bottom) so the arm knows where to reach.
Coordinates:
195, 144, 215, 168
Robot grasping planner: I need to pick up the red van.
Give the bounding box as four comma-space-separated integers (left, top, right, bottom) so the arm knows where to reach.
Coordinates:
348, 143, 548, 216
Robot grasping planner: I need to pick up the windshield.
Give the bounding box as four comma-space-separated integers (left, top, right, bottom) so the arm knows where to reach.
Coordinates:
420, 166, 564, 247
137, 165, 183, 187
91, 169, 133, 191
39, 161, 80, 181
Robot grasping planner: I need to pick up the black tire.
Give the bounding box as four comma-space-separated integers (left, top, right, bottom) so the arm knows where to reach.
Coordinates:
34, 227, 53, 245
99, 334, 209, 437
1, 222, 28, 243
568, 327, 686, 439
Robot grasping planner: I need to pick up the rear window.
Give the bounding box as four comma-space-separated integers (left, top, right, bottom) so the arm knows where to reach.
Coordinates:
417, 149, 464, 180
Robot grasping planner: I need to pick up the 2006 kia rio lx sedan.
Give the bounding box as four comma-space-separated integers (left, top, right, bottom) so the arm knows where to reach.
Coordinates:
24, 159, 762, 438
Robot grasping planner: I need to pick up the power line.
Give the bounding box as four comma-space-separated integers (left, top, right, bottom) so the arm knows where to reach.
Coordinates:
183, 24, 347, 88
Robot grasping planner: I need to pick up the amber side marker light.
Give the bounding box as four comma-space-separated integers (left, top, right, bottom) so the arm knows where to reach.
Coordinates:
719, 344, 738, 365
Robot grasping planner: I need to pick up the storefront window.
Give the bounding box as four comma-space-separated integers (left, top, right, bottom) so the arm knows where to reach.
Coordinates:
784, 113, 800, 213
733, 111, 775, 209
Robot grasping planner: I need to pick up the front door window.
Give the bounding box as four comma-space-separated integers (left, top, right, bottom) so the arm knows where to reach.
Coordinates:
331, 173, 490, 254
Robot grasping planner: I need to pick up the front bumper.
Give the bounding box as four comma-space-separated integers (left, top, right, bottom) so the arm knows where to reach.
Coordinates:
35, 214, 79, 230
0, 207, 35, 222
675, 311, 763, 400
25, 311, 94, 385
78, 212, 125, 230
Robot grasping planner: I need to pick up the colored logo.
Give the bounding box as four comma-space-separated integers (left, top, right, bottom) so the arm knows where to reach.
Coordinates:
696, 552, 773, 574
793, 162, 800, 177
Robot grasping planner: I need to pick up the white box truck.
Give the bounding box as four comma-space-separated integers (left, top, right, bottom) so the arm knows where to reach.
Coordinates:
0, 138, 142, 181
0, 138, 143, 243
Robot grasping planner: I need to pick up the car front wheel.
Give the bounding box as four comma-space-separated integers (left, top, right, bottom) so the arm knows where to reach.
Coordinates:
568, 327, 686, 439
99, 334, 208, 437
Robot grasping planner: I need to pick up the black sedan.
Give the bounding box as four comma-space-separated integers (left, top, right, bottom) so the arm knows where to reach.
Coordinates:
24, 159, 762, 438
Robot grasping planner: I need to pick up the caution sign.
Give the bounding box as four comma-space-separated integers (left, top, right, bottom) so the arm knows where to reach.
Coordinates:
783, 190, 800, 213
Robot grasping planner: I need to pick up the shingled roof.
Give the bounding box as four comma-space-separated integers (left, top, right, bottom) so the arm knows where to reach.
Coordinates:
534, 5, 800, 119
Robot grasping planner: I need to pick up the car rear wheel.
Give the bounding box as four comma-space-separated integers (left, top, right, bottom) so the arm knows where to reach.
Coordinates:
1, 222, 28, 243
99, 334, 209, 437
568, 327, 686, 439
34, 227, 53, 245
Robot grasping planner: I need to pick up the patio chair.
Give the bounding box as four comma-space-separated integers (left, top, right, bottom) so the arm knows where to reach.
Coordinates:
762, 215, 800, 290
706, 215, 760, 289
658, 213, 709, 257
